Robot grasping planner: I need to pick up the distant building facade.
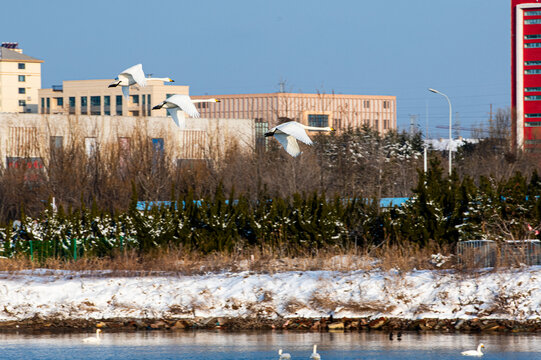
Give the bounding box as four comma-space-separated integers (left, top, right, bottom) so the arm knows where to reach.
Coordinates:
512, 1, 541, 152
39, 79, 187, 117
0, 42, 43, 114
190, 92, 396, 153
0, 113, 255, 170
191, 92, 397, 135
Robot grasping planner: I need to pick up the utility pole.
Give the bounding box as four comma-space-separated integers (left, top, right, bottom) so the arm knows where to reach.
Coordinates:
425, 102, 429, 173
454, 112, 461, 139
488, 104, 494, 137
409, 114, 418, 135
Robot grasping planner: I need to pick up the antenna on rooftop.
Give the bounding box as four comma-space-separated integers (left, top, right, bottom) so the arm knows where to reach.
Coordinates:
278, 79, 286, 93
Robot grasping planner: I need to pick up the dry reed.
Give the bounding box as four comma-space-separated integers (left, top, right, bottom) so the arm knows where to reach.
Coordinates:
0, 242, 459, 275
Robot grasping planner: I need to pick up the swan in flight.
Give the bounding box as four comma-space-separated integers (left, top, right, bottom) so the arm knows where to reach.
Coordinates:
109, 64, 174, 98
152, 95, 220, 127
461, 343, 485, 357
278, 349, 291, 360
309, 344, 321, 360
265, 121, 335, 157
82, 329, 102, 344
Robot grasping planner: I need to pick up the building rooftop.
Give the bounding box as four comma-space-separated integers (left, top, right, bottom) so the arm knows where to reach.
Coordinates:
0, 47, 43, 62
191, 92, 395, 99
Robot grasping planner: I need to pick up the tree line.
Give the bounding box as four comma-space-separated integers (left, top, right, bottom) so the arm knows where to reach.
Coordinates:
1, 108, 541, 260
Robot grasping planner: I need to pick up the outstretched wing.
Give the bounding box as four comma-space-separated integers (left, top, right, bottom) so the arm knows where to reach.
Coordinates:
121, 85, 130, 99
167, 108, 185, 128
121, 64, 147, 87
276, 121, 313, 145
274, 133, 301, 157
166, 95, 200, 118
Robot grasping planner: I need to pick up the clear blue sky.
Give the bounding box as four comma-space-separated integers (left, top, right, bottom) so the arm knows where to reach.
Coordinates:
1, 0, 509, 138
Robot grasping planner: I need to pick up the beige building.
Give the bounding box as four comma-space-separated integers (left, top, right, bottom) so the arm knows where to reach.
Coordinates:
190, 92, 397, 134
39, 80, 397, 136
0, 113, 255, 170
0, 43, 43, 114
39, 79, 186, 117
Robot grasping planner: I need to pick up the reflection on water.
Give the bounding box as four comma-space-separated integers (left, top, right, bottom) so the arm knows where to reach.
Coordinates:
0, 330, 540, 359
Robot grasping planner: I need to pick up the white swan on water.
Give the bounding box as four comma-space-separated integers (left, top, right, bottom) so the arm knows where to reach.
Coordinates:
109, 64, 174, 98
461, 343, 485, 357
265, 121, 335, 157
309, 344, 321, 360
278, 348, 291, 360
82, 329, 102, 344
152, 95, 220, 127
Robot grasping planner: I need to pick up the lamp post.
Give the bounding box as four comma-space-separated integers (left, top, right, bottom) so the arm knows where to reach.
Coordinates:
428, 88, 452, 176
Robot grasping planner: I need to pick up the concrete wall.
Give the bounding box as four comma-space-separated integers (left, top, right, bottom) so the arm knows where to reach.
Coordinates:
0, 113, 255, 167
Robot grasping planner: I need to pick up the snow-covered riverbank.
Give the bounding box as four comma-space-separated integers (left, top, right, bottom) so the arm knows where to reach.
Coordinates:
0, 267, 539, 324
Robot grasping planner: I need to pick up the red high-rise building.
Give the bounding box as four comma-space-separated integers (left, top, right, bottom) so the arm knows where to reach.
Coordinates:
512, 0, 541, 152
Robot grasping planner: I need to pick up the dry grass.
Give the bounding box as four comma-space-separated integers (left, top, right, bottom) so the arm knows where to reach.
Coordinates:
0, 242, 478, 275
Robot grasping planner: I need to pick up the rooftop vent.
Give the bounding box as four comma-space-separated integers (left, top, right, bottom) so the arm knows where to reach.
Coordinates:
1, 42, 19, 49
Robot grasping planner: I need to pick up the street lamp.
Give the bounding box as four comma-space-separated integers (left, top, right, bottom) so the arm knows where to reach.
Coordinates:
428, 88, 452, 176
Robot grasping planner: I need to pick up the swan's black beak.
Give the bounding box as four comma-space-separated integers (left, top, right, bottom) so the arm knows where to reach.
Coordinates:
331, 127, 336, 132
216, 99, 221, 103
152, 104, 162, 110
264, 131, 274, 137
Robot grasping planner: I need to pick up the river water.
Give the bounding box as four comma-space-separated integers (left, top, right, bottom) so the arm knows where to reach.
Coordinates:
0, 330, 539, 359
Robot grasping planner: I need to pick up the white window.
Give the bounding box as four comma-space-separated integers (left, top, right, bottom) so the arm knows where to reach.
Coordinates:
85, 137, 97, 156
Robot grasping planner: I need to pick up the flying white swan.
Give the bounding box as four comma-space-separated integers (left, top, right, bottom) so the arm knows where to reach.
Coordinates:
461, 343, 485, 357
265, 121, 335, 157
82, 329, 102, 344
108, 64, 174, 98
278, 349, 291, 360
152, 95, 220, 127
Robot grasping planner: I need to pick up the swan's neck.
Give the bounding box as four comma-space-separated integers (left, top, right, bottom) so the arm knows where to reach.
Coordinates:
477, 345, 483, 353
313, 345, 317, 353
192, 98, 218, 103
148, 77, 172, 82
304, 125, 332, 132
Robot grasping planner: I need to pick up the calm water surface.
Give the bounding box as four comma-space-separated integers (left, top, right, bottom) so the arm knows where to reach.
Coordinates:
0, 330, 539, 359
